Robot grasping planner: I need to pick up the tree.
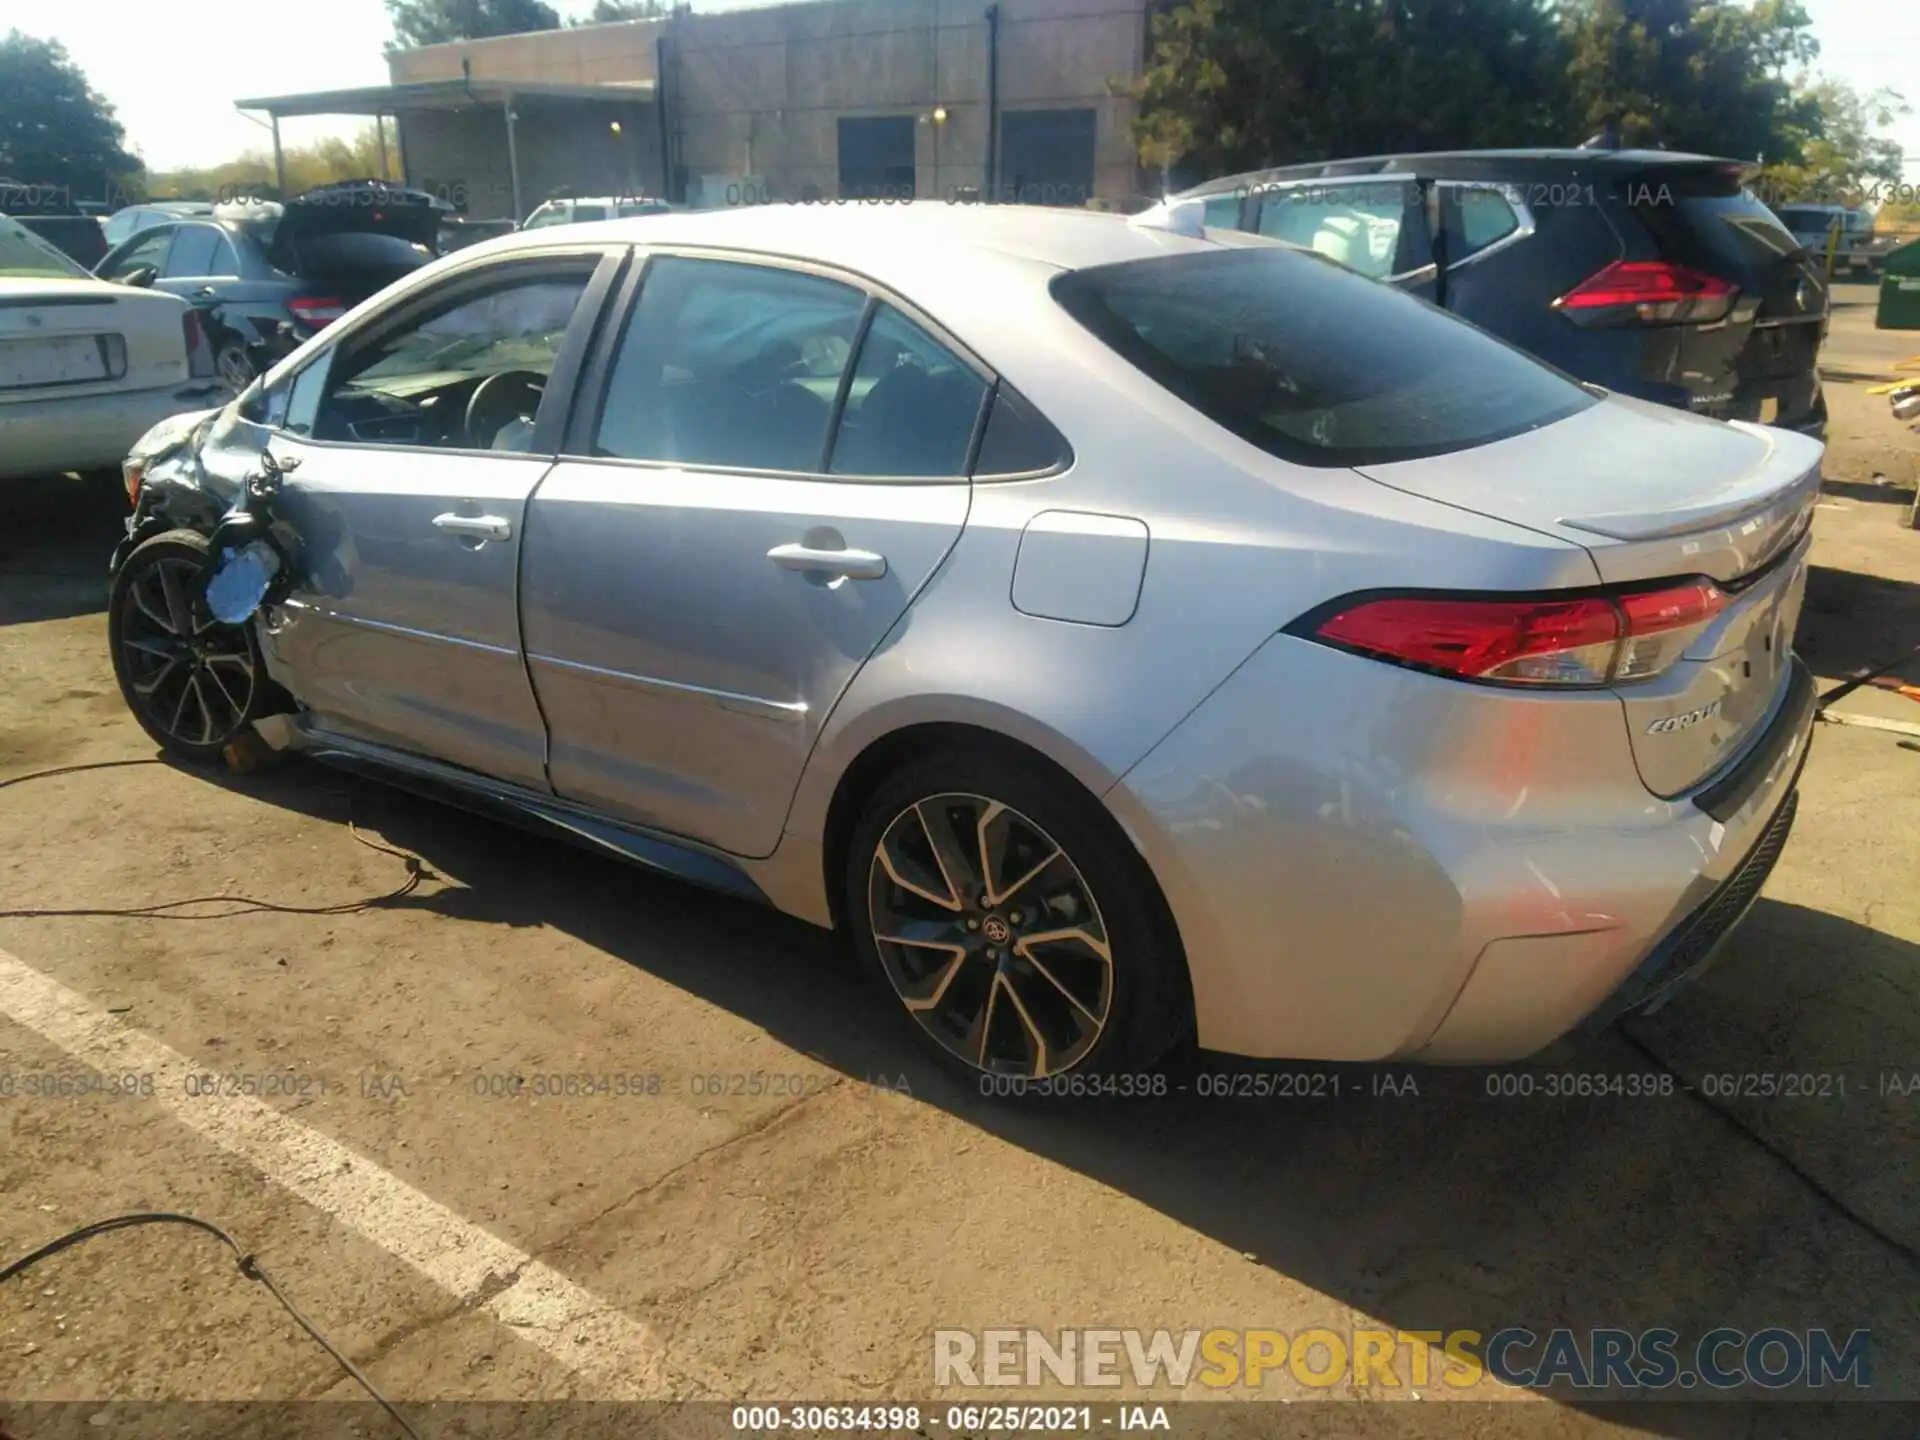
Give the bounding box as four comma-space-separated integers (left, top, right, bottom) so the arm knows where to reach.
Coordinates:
145, 126, 393, 204
1760, 80, 1908, 206
0, 31, 141, 205
573, 0, 666, 22
1561, 0, 1821, 160
1133, 0, 1568, 183
385, 0, 561, 50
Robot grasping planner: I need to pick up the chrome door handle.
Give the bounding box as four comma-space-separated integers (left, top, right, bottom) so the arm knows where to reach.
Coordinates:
433, 512, 512, 541
767, 542, 888, 581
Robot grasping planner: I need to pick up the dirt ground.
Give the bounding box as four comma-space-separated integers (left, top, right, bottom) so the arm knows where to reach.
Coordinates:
1, 282, 1918, 1440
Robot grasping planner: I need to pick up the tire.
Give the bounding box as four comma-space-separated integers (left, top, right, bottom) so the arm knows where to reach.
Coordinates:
843, 745, 1193, 1085
108, 529, 278, 764
214, 339, 256, 393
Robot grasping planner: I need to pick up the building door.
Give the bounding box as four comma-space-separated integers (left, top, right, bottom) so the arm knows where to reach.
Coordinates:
1000, 109, 1096, 207
838, 116, 916, 201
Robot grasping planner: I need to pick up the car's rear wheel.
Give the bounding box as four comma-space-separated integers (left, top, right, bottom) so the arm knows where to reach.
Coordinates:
844, 747, 1192, 1083
109, 530, 273, 764
214, 340, 257, 393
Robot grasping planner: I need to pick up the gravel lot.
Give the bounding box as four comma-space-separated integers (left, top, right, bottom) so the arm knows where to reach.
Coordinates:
1, 283, 1916, 1439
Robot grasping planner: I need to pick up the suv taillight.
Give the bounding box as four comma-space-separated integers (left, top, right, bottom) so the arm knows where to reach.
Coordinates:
1554, 261, 1738, 326
288, 296, 347, 329
1305, 580, 1730, 687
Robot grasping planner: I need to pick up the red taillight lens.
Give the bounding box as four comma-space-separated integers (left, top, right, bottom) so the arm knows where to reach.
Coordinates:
288, 296, 347, 328
1555, 261, 1738, 326
122, 458, 144, 508
1310, 579, 1730, 687
180, 308, 209, 376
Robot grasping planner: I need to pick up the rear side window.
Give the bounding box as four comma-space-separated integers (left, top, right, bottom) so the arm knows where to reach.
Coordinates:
829, 305, 988, 478
1447, 186, 1521, 259
1052, 248, 1596, 468
595, 256, 867, 472
164, 225, 231, 277
1253, 184, 1414, 279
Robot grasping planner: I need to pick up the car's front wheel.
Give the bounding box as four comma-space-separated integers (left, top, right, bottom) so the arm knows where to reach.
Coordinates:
845, 747, 1192, 1083
108, 530, 275, 763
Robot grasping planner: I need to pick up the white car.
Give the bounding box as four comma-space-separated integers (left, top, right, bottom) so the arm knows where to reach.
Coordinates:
521, 195, 674, 229
0, 213, 224, 480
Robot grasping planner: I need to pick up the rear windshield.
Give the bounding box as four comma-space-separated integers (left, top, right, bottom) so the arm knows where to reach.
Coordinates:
0, 215, 88, 279
1051, 248, 1595, 467
1636, 186, 1804, 271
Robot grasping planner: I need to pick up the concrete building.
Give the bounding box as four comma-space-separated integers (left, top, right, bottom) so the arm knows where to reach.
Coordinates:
240, 0, 1153, 223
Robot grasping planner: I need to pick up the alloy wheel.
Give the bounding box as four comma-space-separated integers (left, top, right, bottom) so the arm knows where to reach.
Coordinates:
117, 555, 258, 749
215, 344, 256, 393
867, 793, 1113, 1077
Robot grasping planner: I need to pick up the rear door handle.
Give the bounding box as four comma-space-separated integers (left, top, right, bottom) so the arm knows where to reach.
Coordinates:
767, 542, 887, 581
433, 512, 513, 541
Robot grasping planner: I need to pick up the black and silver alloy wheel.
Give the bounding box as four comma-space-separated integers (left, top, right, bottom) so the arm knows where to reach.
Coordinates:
867, 793, 1114, 1077
109, 531, 272, 762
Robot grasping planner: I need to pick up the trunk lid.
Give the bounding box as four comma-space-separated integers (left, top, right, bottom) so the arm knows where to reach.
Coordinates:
0, 277, 189, 403
1356, 394, 1823, 797
257, 183, 445, 299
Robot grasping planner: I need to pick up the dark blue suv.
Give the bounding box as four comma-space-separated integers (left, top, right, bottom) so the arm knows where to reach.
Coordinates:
1175, 148, 1829, 439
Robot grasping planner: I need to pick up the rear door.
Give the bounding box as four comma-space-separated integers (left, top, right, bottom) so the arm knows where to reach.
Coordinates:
213, 246, 623, 788
522, 252, 986, 857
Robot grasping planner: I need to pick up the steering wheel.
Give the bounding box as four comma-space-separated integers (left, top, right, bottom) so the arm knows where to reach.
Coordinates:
464, 370, 546, 449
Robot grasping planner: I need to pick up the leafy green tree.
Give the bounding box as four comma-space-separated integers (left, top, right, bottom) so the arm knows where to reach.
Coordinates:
146, 127, 393, 203
0, 31, 141, 205
385, 0, 562, 50
1562, 0, 1820, 160
1760, 80, 1907, 205
1134, 0, 1570, 182
574, 0, 666, 21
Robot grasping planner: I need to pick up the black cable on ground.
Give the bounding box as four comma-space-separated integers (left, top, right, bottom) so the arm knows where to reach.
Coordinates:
0, 758, 167, 790
0, 1212, 424, 1440
1617, 1027, 1920, 1272
0, 759, 435, 920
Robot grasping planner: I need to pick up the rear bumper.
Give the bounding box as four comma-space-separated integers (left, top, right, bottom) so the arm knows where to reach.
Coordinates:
1110, 636, 1817, 1065
0, 381, 229, 478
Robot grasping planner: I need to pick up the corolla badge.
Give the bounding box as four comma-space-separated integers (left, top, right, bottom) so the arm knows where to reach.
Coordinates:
1647, 700, 1721, 735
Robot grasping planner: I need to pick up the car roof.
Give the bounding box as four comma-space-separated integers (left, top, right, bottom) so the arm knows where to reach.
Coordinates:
480, 201, 1235, 289
1177, 147, 1754, 197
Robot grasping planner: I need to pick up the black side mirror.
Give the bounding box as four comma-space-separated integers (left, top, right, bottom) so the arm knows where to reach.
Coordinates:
120, 265, 157, 289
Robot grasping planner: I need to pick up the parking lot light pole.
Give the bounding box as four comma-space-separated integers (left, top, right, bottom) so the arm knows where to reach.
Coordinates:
504, 94, 523, 222
271, 114, 286, 202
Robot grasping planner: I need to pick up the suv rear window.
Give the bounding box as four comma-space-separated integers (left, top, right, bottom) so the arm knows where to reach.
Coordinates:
1051, 248, 1595, 467
1634, 181, 1804, 270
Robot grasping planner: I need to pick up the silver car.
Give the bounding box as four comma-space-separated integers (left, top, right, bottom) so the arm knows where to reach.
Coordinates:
109, 203, 1819, 1081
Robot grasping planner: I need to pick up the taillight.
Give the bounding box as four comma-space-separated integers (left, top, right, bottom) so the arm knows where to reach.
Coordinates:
181, 308, 210, 377
288, 296, 347, 328
1554, 261, 1738, 326
1306, 580, 1730, 687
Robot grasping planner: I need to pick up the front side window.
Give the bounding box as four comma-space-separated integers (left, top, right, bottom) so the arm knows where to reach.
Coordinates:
1254, 184, 1414, 279
594, 257, 866, 472
1053, 247, 1596, 468
309, 267, 593, 450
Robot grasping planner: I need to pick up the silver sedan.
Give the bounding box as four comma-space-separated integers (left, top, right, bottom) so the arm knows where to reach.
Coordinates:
109, 202, 1819, 1081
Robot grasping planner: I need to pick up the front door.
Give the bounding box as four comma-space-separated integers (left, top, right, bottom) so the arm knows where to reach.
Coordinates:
522, 254, 987, 857
207, 251, 614, 788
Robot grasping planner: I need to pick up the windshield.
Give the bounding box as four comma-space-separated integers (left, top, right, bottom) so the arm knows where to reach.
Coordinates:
1053, 247, 1596, 467
0, 215, 90, 279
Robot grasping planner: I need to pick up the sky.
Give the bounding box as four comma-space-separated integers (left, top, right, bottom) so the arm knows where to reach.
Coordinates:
1, 0, 1915, 175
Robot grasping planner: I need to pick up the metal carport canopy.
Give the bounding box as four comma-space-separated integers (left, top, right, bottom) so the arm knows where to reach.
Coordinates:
234, 79, 659, 217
